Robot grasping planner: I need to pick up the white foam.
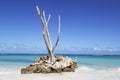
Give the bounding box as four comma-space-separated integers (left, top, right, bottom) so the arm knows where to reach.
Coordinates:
80, 66, 93, 70
118, 68, 120, 71
76, 66, 95, 72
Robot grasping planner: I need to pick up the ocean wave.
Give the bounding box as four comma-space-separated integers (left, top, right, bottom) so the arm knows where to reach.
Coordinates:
76, 66, 95, 71
118, 68, 120, 71
76, 65, 120, 72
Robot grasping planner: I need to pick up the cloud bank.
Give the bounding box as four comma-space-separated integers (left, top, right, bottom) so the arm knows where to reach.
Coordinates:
0, 43, 120, 55
0, 43, 41, 53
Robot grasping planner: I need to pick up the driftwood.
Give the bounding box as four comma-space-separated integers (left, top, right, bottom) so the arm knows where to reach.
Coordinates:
21, 56, 78, 74
36, 6, 60, 62
21, 5, 78, 74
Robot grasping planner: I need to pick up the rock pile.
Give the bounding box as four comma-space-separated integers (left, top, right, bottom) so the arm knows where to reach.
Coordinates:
21, 55, 77, 74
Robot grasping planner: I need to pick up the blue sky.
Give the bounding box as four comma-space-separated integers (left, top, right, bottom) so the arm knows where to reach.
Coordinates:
0, 0, 120, 54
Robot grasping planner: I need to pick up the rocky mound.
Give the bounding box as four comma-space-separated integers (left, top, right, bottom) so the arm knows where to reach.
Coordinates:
21, 55, 77, 74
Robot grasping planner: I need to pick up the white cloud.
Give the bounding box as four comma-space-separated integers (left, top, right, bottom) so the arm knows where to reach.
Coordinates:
0, 43, 120, 55
0, 43, 41, 53
59, 47, 120, 55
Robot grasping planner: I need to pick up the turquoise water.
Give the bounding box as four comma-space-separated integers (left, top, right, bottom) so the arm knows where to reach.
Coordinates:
0, 54, 120, 69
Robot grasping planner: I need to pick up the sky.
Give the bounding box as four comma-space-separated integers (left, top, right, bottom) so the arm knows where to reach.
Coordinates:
0, 0, 120, 54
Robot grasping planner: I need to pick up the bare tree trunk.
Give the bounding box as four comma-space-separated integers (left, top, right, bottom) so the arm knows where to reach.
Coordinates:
36, 6, 60, 62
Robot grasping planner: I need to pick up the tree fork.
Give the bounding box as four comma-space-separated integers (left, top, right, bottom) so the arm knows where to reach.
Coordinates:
36, 5, 60, 62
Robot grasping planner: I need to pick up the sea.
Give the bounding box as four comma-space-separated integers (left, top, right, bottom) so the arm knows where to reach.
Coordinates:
0, 54, 120, 70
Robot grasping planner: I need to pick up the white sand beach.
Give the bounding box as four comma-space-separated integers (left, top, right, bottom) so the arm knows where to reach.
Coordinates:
0, 67, 120, 80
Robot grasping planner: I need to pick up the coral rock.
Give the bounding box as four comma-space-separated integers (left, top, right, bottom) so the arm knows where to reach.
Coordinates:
21, 56, 77, 74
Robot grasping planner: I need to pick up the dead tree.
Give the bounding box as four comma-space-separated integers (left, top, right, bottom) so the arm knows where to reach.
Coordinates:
36, 6, 60, 62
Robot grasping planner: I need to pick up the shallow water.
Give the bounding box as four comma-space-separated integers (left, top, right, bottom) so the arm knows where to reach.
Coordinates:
0, 54, 120, 70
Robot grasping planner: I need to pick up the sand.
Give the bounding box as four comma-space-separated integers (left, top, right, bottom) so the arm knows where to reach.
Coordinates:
0, 67, 120, 80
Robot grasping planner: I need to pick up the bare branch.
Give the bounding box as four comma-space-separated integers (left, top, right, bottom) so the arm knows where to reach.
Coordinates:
36, 5, 41, 16
36, 6, 46, 29
46, 30, 52, 49
36, 5, 60, 62
43, 11, 53, 50
36, 6, 51, 51
47, 14, 51, 24
43, 11, 47, 24
52, 15, 60, 52
42, 31, 50, 51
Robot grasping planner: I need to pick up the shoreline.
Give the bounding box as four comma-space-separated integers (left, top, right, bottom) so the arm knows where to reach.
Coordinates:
1, 53, 120, 56
0, 67, 120, 80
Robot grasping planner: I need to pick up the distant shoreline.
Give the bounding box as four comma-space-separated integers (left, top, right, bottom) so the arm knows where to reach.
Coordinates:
0, 53, 120, 56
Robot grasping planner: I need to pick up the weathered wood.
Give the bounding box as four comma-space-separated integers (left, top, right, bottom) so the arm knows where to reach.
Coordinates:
36, 5, 60, 62
21, 6, 78, 74
52, 16, 60, 52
